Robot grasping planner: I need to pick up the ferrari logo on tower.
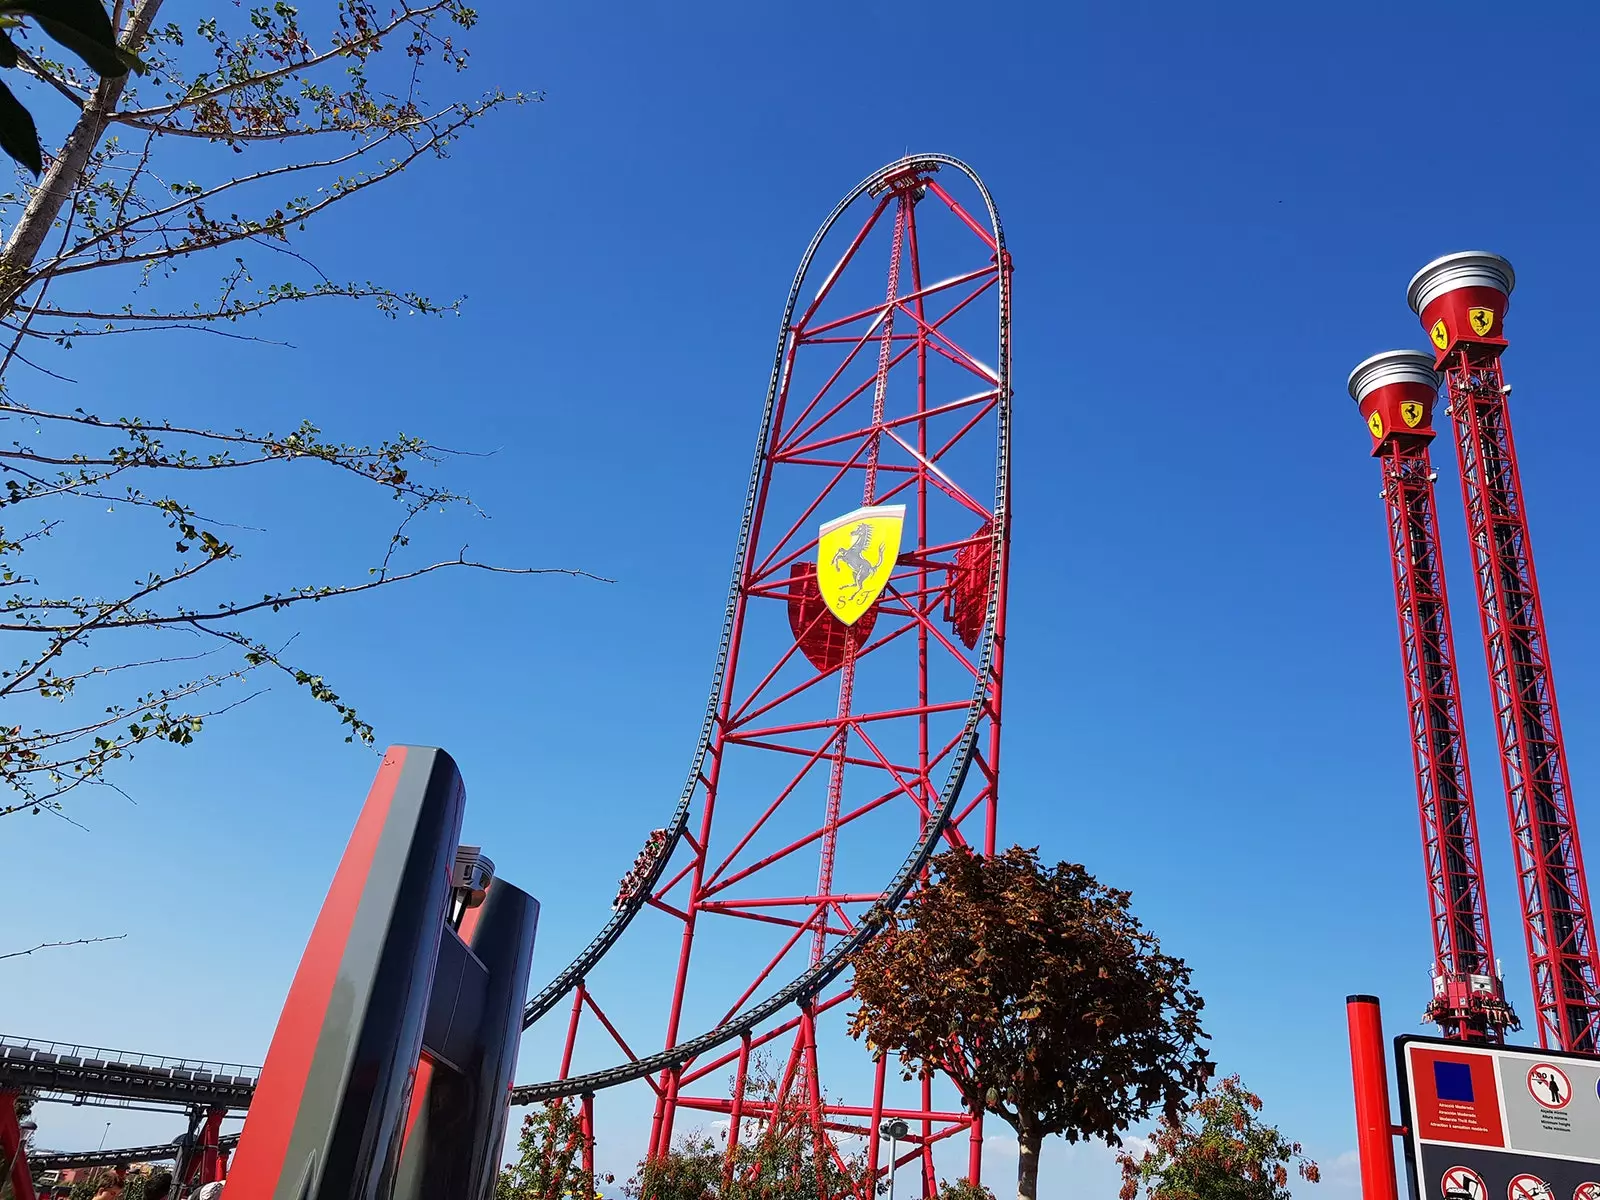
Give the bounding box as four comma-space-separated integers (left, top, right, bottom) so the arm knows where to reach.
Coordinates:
1469, 307, 1495, 336
1431, 319, 1450, 350
818, 504, 905, 626
1402, 401, 1424, 428
1368, 411, 1384, 438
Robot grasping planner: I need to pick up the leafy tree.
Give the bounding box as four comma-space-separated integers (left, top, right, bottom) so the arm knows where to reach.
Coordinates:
933, 1183, 996, 1200
1116, 1075, 1319, 1200
0, 2, 582, 820
848, 846, 1212, 1200
496, 1099, 613, 1200
67, 1168, 112, 1200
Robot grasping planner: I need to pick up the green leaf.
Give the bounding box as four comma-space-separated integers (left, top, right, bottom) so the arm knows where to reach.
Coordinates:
0, 77, 41, 174
0, 0, 114, 45
33, 14, 128, 77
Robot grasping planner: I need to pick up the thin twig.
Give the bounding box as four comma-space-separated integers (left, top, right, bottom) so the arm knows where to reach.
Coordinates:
0, 934, 126, 961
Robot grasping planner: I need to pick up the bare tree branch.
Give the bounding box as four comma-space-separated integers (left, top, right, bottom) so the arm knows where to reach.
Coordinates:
0, 934, 127, 961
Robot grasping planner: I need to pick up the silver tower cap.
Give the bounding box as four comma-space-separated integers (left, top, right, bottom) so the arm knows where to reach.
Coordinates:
1348, 349, 1441, 403
1407, 251, 1516, 315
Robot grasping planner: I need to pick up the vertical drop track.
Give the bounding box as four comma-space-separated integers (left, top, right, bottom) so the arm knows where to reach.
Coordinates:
512, 156, 1012, 1200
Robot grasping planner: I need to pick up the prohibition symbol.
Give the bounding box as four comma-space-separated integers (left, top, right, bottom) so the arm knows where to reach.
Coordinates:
1441, 1165, 1486, 1200
1509, 1174, 1554, 1200
1573, 1184, 1600, 1200
1527, 1062, 1572, 1109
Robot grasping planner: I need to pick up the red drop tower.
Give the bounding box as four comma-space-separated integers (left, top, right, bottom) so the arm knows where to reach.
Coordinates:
1409, 251, 1600, 1052
1349, 350, 1516, 1042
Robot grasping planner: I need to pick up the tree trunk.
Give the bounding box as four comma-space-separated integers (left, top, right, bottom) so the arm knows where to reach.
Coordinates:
0, 0, 165, 314
1015, 1125, 1042, 1200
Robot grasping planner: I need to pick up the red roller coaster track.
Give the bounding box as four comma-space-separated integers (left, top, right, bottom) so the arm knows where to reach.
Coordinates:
511, 154, 1012, 1197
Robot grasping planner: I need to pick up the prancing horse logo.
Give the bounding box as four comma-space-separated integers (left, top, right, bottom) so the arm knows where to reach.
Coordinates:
832, 522, 885, 604
817, 504, 906, 626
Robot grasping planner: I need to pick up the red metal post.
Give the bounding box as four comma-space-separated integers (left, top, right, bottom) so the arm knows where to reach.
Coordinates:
1346, 996, 1399, 1200
967, 1101, 983, 1186
1410, 252, 1600, 1052
199, 1107, 225, 1184
0, 1090, 38, 1200
1348, 350, 1514, 1041
580, 1093, 595, 1196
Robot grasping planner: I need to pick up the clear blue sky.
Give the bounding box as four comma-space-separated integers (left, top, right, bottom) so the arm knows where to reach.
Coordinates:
7, 3, 1600, 1197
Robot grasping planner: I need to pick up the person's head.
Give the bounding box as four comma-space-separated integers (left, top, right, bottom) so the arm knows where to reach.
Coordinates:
146, 1171, 173, 1200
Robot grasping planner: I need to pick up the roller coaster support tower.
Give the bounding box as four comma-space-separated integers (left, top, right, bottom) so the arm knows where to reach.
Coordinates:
1348, 351, 1514, 1042
1408, 251, 1600, 1052
513, 154, 1011, 1200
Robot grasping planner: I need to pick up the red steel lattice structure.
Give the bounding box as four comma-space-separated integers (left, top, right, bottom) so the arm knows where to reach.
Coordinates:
511, 155, 1012, 1198
1348, 351, 1515, 1042
1408, 252, 1600, 1052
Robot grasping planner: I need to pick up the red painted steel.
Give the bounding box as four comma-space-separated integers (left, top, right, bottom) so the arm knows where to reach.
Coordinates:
1345, 996, 1399, 1200
1, 1089, 38, 1200
1352, 353, 1515, 1041
535, 158, 1010, 1198
1440, 345, 1600, 1052
1380, 435, 1513, 1040
226, 748, 406, 1199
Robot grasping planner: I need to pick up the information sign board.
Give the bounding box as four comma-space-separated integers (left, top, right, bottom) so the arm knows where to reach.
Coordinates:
1395, 1035, 1600, 1200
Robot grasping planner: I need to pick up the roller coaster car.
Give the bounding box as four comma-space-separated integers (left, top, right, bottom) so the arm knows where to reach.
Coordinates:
612, 830, 670, 910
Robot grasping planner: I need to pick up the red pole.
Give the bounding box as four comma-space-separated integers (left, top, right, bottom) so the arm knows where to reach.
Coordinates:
966, 1101, 983, 1187
580, 1093, 595, 1198
1346, 995, 1399, 1200
723, 1034, 751, 1187
0, 1090, 39, 1200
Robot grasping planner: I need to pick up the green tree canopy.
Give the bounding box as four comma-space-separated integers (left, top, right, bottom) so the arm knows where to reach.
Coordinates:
1116, 1074, 1320, 1200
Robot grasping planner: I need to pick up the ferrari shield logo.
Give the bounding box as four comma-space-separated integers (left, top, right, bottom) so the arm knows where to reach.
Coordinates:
1431, 319, 1450, 350
1367, 411, 1384, 438
1401, 401, 1424, 428
817, 504, 905, 626
1469, 306, 1495, 336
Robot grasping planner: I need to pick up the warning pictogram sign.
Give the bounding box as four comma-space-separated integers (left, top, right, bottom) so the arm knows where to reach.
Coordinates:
1442, 1165, 1486, 1200
1527, 1063, 1572, 1110
1572, 1182, 1599, 1200
1469, 307, 1495, 336
1402, 401, 1425, 428
1432, 319, 1450, 350
1510, 1174, 1554, 1200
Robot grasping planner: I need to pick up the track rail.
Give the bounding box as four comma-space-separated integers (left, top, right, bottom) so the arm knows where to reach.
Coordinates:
512, 152, 1010, 1104
0, 1037, 257, 1111
27, 1135, 241, 1172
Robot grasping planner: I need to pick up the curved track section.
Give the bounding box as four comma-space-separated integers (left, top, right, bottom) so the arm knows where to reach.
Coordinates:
27, 1135, 241, 1172
513, 150, 1011, 1136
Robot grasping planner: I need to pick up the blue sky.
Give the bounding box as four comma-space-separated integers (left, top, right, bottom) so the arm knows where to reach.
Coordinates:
7, 3, 1600, 1197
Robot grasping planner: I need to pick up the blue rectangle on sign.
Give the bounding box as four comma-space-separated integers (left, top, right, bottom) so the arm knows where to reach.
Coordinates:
1433, 1060, 1474, 1103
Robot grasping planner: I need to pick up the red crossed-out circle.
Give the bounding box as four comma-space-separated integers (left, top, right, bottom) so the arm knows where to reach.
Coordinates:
1441, 1166, 1486, 1200
1573, 1184, 1600, 1200
1509, 1174, 1552, 1200
1526, 1063, 1573, 1110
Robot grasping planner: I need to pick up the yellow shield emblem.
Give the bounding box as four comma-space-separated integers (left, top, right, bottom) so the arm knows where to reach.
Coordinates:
1431, 319, 1449, 350
1469, 307, 1495, 336
817, 504, 905, 626
1367, 411, 1384, 438
1401, 401, 1424, 428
